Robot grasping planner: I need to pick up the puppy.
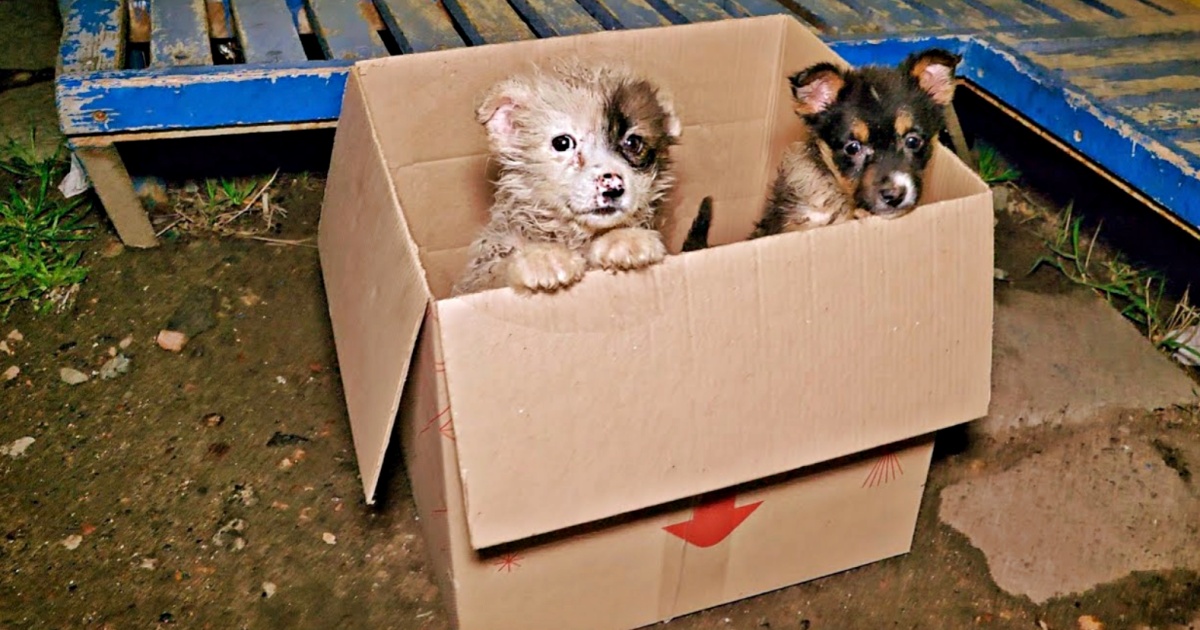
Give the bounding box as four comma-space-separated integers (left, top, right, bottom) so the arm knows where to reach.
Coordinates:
751, 49, 961, 239
451, 61, 682, 296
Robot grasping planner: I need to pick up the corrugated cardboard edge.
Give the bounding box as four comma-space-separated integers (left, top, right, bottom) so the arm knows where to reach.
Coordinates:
317, 65, 433, 504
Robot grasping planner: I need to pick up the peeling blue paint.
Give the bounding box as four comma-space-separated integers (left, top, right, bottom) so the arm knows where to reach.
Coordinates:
60, 0, 124, 73
57, 61, 355, 134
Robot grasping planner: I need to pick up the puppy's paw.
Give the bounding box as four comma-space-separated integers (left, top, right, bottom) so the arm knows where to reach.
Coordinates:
506, 244, 588, 293
587, 228, 667, 272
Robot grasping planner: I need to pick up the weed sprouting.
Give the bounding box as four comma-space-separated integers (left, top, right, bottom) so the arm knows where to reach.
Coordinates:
0, 129, 94, 318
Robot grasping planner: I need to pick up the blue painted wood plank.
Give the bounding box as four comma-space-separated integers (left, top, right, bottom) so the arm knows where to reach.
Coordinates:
899, 0, 996, 29
508, 0, 604, 36
59, 0, 125, 73
229, 0, 308, 64
56, 61, 355, 134
441, 0, 536, 44
1132, 0, 1200, 15
374, 0, 464, 52
306, 0, 389, 60
962, 0, 1059, 25
644, 0, 731, 23
1108, 89, 1200, 128
151, 0, 214, 66
1026, 38, 1200, 71
821, 0, 947, 30
1064, 58, 1200, 83
735, 0, 868, 33
964, 39, 1200, 229
994, 13, 1200, 47
999, 30, 1197, 57
576, 0, 672, 29
1065, 60, 1200, 98
1008, 0, 1080, 22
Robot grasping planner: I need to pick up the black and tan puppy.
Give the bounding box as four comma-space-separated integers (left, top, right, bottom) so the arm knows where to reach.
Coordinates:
751, 48, 961, 238
451, 60, 682, 296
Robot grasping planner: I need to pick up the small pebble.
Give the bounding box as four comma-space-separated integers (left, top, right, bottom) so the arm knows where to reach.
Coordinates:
61, 535, 83, 550
278, 457, 294, 470
99, 355, 131, 380
993, 267, 1009, 281
100, 240, 125, 258
2, 437, 34, 458
1078, 615, 1104, 630
60, 367, 89, 385
0, 341, 10, 355
202, 413, 225, 428
140, 558, 158, 570
3, 365, 18, 381
261, 582, 277, 598
118, 335, 133, 350
6, 329, 22, 342
322, 532, 336, 545
156, 330, 188, 352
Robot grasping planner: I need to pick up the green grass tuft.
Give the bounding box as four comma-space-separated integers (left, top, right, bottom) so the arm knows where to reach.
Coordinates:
0, 129, 95, 318
976, 142, 1021, 184
1029, 203, 1200, 363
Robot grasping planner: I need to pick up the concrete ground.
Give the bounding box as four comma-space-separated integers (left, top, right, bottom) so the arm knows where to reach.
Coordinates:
5, 3, 1200, 630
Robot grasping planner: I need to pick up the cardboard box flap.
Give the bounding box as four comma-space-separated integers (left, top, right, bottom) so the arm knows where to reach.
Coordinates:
318, 70, 433, 504
438, 154, 993, 550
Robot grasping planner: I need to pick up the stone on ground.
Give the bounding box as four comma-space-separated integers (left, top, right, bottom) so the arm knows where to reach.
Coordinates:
940, 423, 1200, 603
983, 289, 1196, 435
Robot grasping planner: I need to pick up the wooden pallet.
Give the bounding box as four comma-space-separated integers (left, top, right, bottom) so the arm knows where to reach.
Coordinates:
56, 0, 1200, 246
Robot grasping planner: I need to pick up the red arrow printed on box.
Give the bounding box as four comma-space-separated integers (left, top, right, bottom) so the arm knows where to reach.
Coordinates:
663, 496, 763, 548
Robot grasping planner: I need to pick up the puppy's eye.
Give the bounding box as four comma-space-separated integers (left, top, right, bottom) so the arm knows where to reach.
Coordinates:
904, 134, 924, 151
844, 140, 862, 156
623, 134, 645, 155
551, 135, 576, 152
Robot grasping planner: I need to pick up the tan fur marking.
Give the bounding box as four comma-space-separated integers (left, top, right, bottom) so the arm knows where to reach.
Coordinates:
816, 140, 857, 200
895, 110, 914, 137
850, 119, 869, 144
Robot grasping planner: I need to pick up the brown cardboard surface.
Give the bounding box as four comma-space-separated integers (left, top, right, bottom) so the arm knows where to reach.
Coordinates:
397, 304, 937, 630
321, 14, 992, 549
316, 72, 431, 503
398, 306, 936, 630
319, 13, 994, 628
438, 154, 990, 549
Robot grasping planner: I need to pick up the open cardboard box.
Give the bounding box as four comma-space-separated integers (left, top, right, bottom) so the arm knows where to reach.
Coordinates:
317, 14, 993, 630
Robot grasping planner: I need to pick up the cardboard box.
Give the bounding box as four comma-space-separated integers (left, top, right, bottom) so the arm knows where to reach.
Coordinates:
317, 14, 993, 630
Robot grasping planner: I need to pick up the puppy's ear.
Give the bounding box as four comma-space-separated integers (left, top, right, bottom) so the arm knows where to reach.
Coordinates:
477, 80, 533, 144
656, 90, 683, 141
788, 62, 846, 117
902, 49, 961, 106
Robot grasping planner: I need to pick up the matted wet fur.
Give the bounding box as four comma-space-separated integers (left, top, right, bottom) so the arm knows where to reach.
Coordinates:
750, 48, 961, 239
451, 60, 682, 296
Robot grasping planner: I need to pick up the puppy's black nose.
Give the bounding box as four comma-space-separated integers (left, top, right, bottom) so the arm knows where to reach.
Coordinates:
600, 173, 625, 200
879, 184, 906, 207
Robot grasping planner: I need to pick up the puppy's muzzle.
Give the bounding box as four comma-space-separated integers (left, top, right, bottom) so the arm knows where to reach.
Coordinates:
879, 182, 908, 207
599, 173, 625, 201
